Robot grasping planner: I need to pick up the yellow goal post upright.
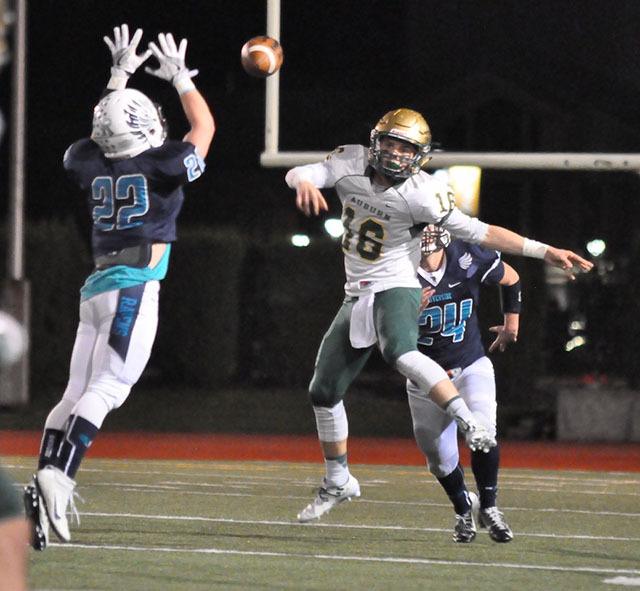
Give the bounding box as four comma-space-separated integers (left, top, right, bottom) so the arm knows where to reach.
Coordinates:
259, 0, 640, 173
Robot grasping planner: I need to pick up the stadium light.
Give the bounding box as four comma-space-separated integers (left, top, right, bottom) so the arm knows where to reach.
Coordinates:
323, 218, 343, 239
565, 335, 587, 352
586, 239, 606, 258
432, 166, 481, 216
291, 234, 310, 247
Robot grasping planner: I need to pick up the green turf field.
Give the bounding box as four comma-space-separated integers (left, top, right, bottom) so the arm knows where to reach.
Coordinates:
5, 457, 640, 590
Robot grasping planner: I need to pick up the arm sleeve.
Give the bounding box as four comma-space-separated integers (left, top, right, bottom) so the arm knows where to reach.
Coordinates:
441, 208, 490, 244
285, 145, 365, 189
285, 161, 333, 189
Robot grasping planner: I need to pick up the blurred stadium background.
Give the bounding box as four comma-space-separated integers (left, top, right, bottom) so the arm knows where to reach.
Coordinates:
1, 0, 640, 444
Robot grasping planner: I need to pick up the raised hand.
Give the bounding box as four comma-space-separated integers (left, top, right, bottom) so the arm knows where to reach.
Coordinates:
104, 24, 152, 79
145, 33, 198, 94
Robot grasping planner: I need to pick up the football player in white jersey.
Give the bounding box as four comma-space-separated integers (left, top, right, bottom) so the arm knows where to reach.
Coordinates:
286, 108, 593, 522
410, 225, 519, 543
22, 25, 215, 550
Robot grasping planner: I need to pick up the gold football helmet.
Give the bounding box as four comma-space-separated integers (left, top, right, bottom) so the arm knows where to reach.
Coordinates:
369, 108, 432, 180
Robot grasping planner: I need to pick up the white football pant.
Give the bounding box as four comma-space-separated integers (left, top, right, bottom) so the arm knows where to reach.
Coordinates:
45, 281, 159, 430
407, 355, 497, 478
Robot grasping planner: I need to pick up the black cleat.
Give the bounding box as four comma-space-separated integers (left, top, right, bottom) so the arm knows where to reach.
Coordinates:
23, 482, 49, 551
479, 506, 514, 543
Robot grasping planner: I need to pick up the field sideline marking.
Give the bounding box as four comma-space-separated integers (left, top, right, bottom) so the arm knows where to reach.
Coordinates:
47, 541, 640, 576
81, 511, 640, 542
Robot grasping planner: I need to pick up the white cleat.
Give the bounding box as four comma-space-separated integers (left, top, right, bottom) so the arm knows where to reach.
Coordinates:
35, 466, 78, 543
297, 475, 361, 523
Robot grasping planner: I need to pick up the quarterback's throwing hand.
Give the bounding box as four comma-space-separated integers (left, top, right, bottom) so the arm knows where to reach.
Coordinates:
104, 24, 152, 77
295, 181, 328, 216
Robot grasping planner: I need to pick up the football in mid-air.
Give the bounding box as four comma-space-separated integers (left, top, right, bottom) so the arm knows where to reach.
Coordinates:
240, 36, 283, 78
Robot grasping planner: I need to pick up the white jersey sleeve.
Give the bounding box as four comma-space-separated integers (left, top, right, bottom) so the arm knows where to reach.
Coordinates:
398, 173, 459, 223
399, 172, 489, 243
441, 208, 489, 244
285, 145, 368, 189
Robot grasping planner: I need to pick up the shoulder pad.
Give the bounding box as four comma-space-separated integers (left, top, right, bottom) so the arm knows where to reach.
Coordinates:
63, 139, 101, 167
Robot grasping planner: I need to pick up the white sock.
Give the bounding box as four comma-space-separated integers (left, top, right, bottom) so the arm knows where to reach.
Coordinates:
444, 396, 477, 432
325, 454, 350, 487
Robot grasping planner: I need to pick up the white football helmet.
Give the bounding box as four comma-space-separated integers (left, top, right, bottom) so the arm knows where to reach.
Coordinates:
421, 224, 451, 255
91, 89, 167, 159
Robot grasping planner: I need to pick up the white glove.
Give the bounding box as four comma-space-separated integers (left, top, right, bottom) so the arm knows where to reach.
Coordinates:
104, 24, 152, 90
456, 419, 496, 453
145, 33, 198, 95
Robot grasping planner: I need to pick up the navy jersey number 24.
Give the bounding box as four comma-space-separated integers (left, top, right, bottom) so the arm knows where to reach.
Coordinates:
91, 174, 149, 231
418, 298, 473, 346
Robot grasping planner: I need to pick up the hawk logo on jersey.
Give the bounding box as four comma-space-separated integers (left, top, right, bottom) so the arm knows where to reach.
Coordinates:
458, 252, 473, 270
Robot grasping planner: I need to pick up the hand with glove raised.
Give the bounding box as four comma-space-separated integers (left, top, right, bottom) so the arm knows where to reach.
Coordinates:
104, 24, 152, 90
145, 33, 198, 95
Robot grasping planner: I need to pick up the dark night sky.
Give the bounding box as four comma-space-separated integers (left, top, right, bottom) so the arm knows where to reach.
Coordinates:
2, 0, 640, 386
2, 0, 640, 240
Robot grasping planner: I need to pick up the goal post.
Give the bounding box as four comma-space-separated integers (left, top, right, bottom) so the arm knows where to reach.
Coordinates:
261, 150, 640, 171
261, 0, 640, 172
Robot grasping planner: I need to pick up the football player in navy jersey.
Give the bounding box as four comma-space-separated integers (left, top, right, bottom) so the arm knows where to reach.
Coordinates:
408, 225, 520, 543
23, 24, 215, 550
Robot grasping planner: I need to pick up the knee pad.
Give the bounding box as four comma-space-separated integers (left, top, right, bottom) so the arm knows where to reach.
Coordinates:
44, 398, 76, 431
73, 378, 132, 428
313, 401, 349, 442
421, 427, 460, 478
396, 351, 448, 393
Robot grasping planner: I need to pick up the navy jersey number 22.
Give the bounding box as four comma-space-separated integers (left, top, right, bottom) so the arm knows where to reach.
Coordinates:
91, 174, 149, 231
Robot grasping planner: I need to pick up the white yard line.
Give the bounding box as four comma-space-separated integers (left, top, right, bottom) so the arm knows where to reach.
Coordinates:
80, 482, 640, 517
81, 511, 640, 542
45, 541, 640, 576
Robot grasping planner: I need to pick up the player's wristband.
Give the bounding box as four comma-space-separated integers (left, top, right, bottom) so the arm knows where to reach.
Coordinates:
107, 68, 128, 91
522, 238, 548, 259
500, 281, 522, 314
173, 74, 196, 95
